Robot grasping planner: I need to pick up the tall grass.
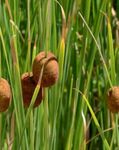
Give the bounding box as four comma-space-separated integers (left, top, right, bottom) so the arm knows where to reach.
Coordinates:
0, 0, 119, 149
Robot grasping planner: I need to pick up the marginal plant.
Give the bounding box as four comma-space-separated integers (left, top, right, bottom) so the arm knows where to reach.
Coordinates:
32, 51, 59, 87
107, 86, 119, 113
0, 78, 12, 112
21, 72, 44, 108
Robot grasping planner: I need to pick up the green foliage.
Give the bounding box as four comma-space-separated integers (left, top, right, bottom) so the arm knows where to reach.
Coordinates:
0, 0, 119, 149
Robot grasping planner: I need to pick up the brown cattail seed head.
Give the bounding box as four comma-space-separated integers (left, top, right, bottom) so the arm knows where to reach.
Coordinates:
107, 86, 119, 113
0, 78, 11, 112
32, 51, 59, 87
21, 72, 44, 108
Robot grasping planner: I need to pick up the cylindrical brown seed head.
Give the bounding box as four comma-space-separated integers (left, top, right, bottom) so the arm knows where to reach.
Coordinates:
32, 51, 59, 87
107, 86, 119, 113
21, 72, 44, 108
0, 78, 11, 112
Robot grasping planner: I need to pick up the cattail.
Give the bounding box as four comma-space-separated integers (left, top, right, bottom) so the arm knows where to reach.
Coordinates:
21, 72, 44, 108
32, 51, 59, 87
107, 86, 119, 113
0, 78, 12, 112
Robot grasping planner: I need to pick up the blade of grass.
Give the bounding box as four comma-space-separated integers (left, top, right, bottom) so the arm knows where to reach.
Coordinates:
74, 88, 110, 149
78, 11, 112, 87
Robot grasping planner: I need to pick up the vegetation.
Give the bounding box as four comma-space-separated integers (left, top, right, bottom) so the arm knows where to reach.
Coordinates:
0, 0, 119, 149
